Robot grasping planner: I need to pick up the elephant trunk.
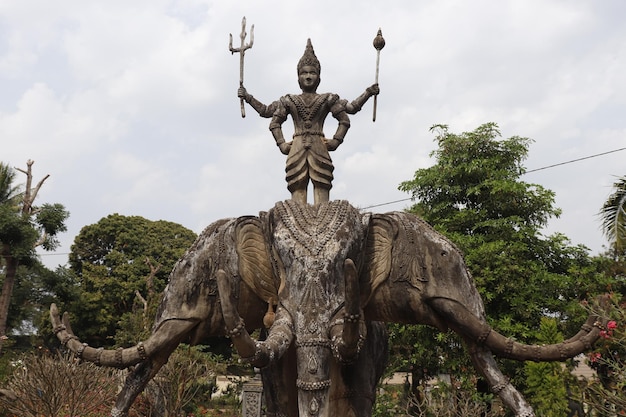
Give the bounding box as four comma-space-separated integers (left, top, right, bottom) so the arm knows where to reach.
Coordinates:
295, 344, 332, 417
329, 259, 366, 363
50, 303, 150, 368
429, 297, 606, 362
217, 269, 293, 368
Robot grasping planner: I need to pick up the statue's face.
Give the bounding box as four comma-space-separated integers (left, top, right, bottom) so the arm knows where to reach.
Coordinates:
298, 65, 320, 92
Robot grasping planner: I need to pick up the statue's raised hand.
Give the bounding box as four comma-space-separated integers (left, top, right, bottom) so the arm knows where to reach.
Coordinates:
238, 87, 248, 99
367, 84, 380, 96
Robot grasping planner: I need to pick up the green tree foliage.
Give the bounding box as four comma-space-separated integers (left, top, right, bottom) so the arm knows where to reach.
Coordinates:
0, 161, 68, 352
524, 317, 568, 416
67, 214, 196, 346
398, 123, 603, 330
6, 263, 79, 338
394, 123, 611, 393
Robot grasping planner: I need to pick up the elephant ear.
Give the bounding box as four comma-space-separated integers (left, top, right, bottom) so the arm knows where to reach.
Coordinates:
361, 214, 398, 306
235, 217, 279, 304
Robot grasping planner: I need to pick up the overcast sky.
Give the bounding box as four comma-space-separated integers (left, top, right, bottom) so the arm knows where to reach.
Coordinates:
2, 0, 625, 268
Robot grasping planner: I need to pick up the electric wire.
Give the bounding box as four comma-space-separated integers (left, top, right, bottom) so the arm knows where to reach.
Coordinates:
361, 146, 626, 210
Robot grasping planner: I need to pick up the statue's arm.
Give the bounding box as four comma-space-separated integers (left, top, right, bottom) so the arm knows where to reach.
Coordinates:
344, 84, 379, 115
269, 101, 291, 155
238, 87, 277, 118
327, 104, 351, 151
319, 93, 354, 151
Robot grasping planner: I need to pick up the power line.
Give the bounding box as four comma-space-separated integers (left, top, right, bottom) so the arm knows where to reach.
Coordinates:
525, 147, 626, 174
362, 198, 411, 210
361, 146, 626, 210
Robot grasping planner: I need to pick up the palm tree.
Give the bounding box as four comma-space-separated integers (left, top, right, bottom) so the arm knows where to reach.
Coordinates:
0, 162, 24, 349
599, 176, 626, 255
0, 163, 21, 206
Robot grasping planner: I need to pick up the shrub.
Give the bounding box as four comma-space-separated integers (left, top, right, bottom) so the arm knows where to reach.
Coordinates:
0, 350, 120, 417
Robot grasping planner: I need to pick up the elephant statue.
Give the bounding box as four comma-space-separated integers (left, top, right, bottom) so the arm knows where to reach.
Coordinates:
51, 199, 607, 417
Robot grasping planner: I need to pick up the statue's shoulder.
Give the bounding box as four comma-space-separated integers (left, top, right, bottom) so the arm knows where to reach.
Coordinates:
280, 94, 300, 107
278, 94, 293, 104
321, 92, 340, 104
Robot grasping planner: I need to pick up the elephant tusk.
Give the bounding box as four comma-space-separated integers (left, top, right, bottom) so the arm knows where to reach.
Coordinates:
263, 300, 276, 329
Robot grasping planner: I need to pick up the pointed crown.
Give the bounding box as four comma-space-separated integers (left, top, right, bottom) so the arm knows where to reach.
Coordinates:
297, 39, 321, 74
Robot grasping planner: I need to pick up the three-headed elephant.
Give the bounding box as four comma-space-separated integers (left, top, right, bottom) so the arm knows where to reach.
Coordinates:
51, 199, 606, 417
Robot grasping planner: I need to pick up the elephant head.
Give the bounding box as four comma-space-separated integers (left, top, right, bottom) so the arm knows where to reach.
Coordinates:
218, 200, 371, 417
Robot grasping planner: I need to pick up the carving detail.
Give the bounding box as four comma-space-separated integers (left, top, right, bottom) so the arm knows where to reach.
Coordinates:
236, 217, 278, 304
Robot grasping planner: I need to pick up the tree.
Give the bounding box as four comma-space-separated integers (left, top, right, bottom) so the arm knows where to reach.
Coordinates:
0, 160, 68, 352
599, 175, 626, 257
524, 317, 569, 416
67, 214, 197, 346
7, 262, 81, 342
396, 123, 610, 395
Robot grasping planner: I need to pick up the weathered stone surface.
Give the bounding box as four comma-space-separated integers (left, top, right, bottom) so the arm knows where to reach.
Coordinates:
51, 200, 607, 417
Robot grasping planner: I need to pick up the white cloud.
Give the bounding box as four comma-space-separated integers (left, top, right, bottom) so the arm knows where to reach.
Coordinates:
1, 0, 625, 268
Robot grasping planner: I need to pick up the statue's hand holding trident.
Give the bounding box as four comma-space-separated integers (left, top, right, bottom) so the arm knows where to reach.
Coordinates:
229, 17, 254, 117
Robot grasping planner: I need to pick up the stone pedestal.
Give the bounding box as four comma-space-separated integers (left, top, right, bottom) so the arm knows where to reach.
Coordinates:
242, 373, 263, 417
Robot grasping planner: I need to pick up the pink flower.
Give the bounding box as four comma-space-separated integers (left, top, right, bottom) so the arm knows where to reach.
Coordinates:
589, 352, 601, 363
607, 320, 617, 330
600, 330, 609, 339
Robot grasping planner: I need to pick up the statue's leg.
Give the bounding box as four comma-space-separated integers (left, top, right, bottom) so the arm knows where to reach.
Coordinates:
313, 187, 329, 205
111, 359, 161, 417
329, 322, 388, 417
291, 188, 308, 205
261, 343, 299, 417
467, 342, 535, 417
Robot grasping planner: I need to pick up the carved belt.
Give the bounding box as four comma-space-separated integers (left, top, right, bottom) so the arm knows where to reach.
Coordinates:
293, 131, 324, 149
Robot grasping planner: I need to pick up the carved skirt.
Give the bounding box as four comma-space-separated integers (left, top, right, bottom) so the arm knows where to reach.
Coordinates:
285, 133, 334, 191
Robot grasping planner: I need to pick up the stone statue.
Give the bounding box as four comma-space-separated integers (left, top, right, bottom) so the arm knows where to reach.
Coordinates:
238, 39, 379, 205
51, 200, 608, 417
48, 25, 610, 417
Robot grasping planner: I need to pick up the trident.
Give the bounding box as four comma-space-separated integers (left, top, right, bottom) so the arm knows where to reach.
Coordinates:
229, 17, 254, 118
372, 28, 385, 122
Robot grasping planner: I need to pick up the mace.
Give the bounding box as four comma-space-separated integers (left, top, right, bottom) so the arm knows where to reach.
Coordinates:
372, 28, 385, 122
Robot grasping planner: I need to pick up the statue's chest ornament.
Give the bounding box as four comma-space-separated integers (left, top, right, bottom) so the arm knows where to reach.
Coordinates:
288, 94, 326, 129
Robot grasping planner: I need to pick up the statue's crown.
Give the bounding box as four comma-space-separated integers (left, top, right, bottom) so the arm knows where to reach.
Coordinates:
297, 39, 321, 74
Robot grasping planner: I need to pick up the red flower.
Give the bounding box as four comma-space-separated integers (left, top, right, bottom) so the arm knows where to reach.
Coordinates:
607, 320, 617, 330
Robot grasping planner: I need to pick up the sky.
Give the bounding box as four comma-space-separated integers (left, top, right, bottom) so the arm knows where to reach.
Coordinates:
1, 0, 625, 269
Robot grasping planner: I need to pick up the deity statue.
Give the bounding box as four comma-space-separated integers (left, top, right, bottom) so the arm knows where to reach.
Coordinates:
238, 39, 379, 205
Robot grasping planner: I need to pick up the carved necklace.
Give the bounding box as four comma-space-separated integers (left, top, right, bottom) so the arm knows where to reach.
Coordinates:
288, 94, 326, 129
275, 200, 349, 257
